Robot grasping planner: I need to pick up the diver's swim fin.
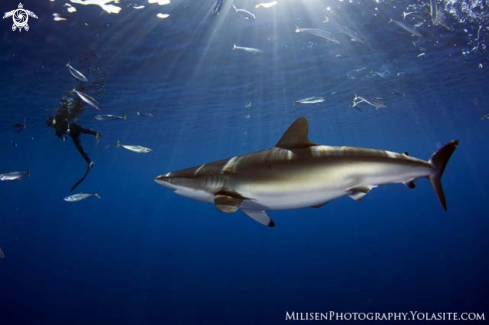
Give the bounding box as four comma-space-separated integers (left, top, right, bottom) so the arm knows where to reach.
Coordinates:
71, 163, 92, 191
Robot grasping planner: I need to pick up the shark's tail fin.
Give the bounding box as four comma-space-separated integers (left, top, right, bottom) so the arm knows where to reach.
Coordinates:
428, 140, 459, 211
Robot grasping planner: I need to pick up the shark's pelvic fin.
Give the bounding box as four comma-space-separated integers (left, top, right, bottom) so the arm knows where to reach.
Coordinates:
311, 202, 328, 208
347, 185, 377, 202
214, 192, 243, 213
276, 117, 316, 150
404, 180, 416, 189
428, 140, 459, 211
242, 209, 275, 227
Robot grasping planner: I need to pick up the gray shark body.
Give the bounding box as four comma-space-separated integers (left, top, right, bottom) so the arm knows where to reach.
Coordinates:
155, 117, 458, 227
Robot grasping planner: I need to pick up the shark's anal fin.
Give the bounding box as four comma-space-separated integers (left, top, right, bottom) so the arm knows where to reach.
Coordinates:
214, 192, 243, 213
276, 117, 316, 150
242, 210, 275, 227
347, 185, 377, 202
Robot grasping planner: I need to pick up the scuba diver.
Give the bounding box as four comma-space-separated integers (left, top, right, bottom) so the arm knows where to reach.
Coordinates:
46, 57, 106, 191
46, 96, 102, 191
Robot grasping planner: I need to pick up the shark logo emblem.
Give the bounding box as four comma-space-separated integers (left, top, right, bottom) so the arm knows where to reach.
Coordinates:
3, 3, 38, 32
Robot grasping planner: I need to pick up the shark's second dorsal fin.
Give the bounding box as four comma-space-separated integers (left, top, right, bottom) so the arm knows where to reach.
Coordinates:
276, 117, 316, 150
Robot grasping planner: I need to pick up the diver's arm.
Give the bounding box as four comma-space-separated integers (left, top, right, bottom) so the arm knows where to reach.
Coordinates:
55, 130, 66, 141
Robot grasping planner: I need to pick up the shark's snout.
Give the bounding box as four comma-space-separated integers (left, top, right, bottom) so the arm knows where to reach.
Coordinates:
154, 173, 173, 188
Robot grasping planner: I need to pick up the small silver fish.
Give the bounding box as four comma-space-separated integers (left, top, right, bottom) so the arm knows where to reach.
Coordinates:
67, 62, 88, 82
64, 192, 101, 202
295, 26, 341, 44
481, 113, 489, 121
432, 9, 452, 31
233, 44, 263, 54
95, 114, 126, 121
389, 19, 423, 38
402, 11, 426, 20
372, 71, 391, 79
212, 0, 223, 15
430, 0, 437, 24
412, 40, 428, 52
352, 94, 387, 109
232, 4, 256, 20
391, 89, 405, 96
73, 89, 102, 110
116, 140, 152, 153
137, 112, 154, 117
12, 118, 26, 132
294, 97, 326, 105
0, 170, 30, 182
337, 25, 366, 44
255, 1, 278, 9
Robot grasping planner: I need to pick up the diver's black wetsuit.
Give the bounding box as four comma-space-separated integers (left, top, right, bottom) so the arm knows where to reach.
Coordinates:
47, 113, 101, 191
48, 57, 106, 191
47, 94, 101, 191
52, 116, 98, 165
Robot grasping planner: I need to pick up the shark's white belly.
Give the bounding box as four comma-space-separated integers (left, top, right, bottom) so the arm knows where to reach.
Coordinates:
231, 160, 433, 211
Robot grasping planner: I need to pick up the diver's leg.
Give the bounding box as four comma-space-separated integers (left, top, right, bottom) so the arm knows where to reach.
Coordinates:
79, 127, 97, 136
79, 127, 102, 144
71, 165, 91, 192
72, 136, 92, 165
70, 136, 94, 191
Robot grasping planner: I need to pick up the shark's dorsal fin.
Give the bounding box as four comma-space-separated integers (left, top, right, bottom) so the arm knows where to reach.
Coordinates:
276, 117, 316, 150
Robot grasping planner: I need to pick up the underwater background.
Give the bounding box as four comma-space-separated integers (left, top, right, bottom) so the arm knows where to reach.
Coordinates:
1, 0, 488, 324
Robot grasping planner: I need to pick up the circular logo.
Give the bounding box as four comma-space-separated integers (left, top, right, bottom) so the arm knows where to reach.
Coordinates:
2, 3, 38, 32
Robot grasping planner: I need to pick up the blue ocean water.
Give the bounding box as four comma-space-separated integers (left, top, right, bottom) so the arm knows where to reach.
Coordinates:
1, 0, 488, 324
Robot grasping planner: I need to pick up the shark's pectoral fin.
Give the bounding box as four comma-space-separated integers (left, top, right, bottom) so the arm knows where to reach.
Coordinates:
276, 117, 316, 150
214, 192, 243, 213
347, 185, 377, 202
242, 209, 275, 227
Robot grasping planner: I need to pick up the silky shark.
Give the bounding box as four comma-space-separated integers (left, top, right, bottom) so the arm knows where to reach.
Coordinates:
155, 117, 458, 227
